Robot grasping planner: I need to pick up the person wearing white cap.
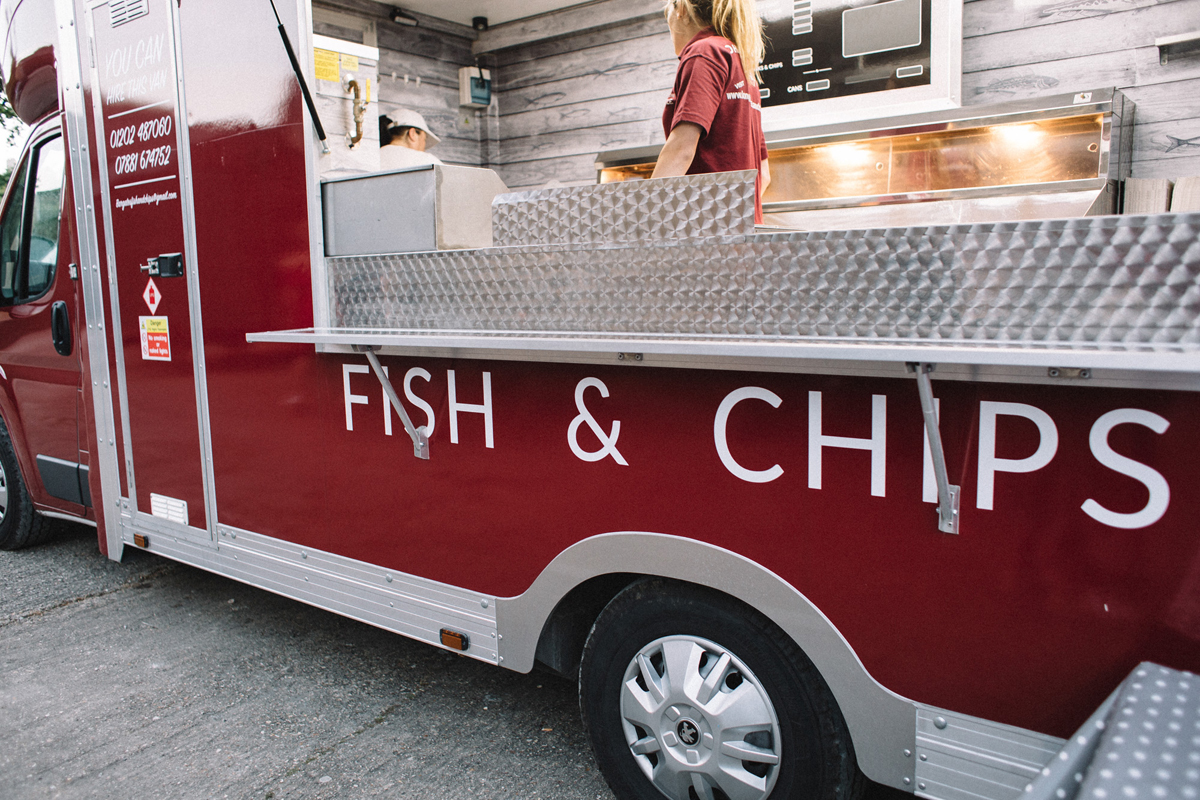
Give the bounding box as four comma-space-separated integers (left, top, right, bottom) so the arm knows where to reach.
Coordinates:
379, 108, 444, 170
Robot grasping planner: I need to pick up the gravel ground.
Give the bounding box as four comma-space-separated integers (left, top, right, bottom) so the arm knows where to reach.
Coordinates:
0, 522, 907, 800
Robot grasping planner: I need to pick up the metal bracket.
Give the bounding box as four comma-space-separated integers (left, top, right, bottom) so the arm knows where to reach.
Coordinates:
908, 363, 960, 534
1156, 31, 1200, 65
352, 345, 430, 460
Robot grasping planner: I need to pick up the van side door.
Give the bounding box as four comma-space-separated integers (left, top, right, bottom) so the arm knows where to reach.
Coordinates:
0, 129, 89, 513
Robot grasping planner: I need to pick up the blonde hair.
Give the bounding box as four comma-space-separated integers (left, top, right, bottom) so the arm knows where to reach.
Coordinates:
673, 0, 765, 85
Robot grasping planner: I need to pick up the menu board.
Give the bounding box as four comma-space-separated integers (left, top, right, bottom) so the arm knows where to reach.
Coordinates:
754, 0, 962, 129
758, 0, 933, 107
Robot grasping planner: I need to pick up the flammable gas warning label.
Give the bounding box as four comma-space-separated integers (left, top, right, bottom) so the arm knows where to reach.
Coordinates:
139, 316, 171, 361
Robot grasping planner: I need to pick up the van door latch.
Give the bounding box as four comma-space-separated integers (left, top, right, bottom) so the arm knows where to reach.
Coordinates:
139, 253, 184, 277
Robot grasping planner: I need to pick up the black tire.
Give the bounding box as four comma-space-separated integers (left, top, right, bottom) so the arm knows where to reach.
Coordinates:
579, 578, 863, 800
0, 418, 56, 550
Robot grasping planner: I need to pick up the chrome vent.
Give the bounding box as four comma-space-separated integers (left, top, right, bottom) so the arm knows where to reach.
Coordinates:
109, 0, 149, 27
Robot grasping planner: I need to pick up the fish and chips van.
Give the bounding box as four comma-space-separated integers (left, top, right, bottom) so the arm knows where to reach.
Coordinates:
2, 0, 1200, 799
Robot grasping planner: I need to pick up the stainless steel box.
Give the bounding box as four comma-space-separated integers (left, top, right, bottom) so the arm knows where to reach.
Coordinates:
321, 164, 508, 256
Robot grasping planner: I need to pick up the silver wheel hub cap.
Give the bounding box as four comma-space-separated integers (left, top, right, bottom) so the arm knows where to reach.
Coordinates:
0, 454, 7, 524
620, 635, 781, 800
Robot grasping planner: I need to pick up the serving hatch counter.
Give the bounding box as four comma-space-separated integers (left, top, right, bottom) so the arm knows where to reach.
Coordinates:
250, 171, 1200, 380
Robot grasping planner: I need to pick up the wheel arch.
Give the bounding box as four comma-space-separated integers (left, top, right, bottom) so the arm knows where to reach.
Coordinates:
0, 395, 36, 492
496, 531, 917, 791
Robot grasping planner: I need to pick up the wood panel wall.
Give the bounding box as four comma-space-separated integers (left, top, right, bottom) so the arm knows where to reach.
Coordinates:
313, 0, 486, 167
483, 0, 1200, 188
962, 0, 1200, 181
315, 0, 1200, 188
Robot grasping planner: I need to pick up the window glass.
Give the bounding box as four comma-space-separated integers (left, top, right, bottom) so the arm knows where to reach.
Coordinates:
26, 136, 64, 297
0, 156, 29, 305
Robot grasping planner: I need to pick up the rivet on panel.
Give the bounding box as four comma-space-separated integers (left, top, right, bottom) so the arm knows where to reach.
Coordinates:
934, 716, 948, 729
481, 598, 489, 608
302, 551, 308, 559
920, 753, 928, 761
918, 783, 927, 791
385, 574, 393, 583
903, 778, 911, 785
904, 749, 912, 757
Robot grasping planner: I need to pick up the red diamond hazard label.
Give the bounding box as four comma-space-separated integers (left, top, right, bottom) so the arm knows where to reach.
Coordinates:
143, 278, 161, 313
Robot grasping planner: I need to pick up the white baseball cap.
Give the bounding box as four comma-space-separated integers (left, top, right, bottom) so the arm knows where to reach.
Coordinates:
387, 108, 440, 145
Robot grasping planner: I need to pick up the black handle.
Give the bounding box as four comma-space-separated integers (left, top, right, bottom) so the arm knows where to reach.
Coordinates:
51, 301, 72, 357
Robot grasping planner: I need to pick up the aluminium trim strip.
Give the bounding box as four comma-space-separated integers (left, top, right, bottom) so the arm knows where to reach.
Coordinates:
38, 510, 97, 527
84, 0, 139, 515
914, 705, 1064, 800
307, 342, 1200, 391
167, 0, 218, 545
121, 521, 498, 663
762, 177, 1107, 215
58, 0, 125, 560
246, 327, 1200, 373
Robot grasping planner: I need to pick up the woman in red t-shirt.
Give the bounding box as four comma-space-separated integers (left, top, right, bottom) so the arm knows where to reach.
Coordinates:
652, 0, 771, 222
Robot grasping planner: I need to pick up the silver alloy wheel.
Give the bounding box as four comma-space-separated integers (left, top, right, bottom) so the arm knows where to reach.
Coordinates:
620, 634, 782, 800
0, 453, 7, 524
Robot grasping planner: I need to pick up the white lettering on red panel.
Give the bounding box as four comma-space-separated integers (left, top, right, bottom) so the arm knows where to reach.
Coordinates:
338, 363, 1175, 530
568, 378, 628, 465
976, 402, 1059, 511
809, 391, 887, 497
1082, 409, 1170, 529
713, 387, 783, 483
447, 370, 494, 449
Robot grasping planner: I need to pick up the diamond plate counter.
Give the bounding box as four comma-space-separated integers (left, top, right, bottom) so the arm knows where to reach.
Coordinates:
320, 212, 1200, 370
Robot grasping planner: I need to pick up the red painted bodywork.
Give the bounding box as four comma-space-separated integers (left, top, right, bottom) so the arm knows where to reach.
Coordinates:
91, 0, 207, 528
3, 0, 1198, 745
1, 0, 57, 124
0, 120, 87, 520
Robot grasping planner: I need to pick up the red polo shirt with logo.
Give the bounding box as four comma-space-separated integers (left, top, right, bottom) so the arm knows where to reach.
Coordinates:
662, 29, 768, 222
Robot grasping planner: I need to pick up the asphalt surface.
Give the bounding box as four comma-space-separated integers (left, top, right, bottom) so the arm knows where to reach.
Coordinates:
0, 522, 614, 800
1, 522, 908, 800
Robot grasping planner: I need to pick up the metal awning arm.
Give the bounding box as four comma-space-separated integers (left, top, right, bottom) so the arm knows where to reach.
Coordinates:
354, 345, 430, 460
908, 363, 960, 534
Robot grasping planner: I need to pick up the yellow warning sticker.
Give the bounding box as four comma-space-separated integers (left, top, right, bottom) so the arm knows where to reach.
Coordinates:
313, 48, 339, 82
139, 316, 170, 361
341, 53, 359, 72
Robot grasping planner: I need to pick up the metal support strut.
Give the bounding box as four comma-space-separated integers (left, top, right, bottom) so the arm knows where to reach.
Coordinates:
908, 363, 960, 534
354, 346, 430, 460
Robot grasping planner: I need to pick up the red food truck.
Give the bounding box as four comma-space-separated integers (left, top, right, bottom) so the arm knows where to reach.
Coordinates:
1, 1, 1198, 799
